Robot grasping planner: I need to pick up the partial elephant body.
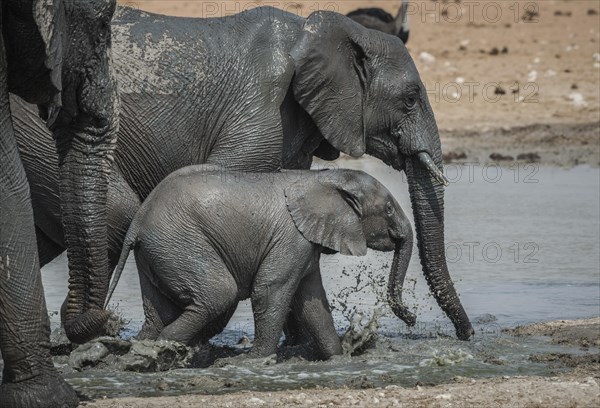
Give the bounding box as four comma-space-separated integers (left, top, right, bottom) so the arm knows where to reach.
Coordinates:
14, 104, 141, 268
1, 0, 119, 406
109, 8, 311, 197
15, 6, 474, 340
106, 166, 414, 359
0, 28, 77, 408
13, 5, 320, 255
5, 0, 121, 344
347, 0, 410, 43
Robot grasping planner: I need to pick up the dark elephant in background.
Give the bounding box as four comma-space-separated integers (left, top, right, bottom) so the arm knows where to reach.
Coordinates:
1, 0, 118, 406
105, 166, 415, 359
13, 6, 474, 340
347, 0, 410, 43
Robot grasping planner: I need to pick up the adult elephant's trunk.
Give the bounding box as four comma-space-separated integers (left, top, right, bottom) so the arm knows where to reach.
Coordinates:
57, 66, 119, 343
59, 132, 113, 344
388, 235, 416, 326
406, 153, 474, 340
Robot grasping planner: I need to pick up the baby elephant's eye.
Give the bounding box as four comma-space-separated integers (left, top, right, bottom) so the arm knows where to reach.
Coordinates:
385, 202, 394, 215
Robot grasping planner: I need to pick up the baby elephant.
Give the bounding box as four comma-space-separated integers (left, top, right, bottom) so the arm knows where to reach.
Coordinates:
106, 165, 414, 359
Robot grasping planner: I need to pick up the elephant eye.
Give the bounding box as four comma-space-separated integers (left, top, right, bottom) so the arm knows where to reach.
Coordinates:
405, 94, 417, 109
386, 202, 394, 215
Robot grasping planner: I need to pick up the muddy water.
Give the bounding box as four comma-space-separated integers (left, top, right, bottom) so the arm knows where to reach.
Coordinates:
40, 159, 599, 398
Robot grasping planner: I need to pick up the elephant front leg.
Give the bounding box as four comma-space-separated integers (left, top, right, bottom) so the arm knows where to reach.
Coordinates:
0, 33, 78, 408
292, 268, 342, 360
250, 273, 301, 358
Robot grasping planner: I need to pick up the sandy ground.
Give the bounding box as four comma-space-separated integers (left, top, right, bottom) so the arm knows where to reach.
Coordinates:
80, 2, 600, 406
83, 318, 600, 407
118, 0, 600, 166
83, 376, 600, 407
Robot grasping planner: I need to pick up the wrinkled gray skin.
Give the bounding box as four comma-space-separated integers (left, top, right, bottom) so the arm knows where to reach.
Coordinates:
1, 0, 118, 406
347, 0, 410, 43
105, 166, 414, 359
14, 7, 474, 340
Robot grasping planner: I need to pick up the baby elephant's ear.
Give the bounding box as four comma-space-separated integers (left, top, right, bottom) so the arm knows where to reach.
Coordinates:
285, 178, 367, 256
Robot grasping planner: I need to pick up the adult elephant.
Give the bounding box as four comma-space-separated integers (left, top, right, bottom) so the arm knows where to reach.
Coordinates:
1, 0, 118, 406
13, 6, 474, 340
347, 0, 410, 43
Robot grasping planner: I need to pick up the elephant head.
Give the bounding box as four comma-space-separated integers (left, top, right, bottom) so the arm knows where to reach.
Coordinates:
347, 0, 410, 43
290, 12, 473, 340
285, 169, 415, 325
5, 0, 119, 343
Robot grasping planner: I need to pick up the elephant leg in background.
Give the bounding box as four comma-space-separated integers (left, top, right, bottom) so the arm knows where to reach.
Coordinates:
0, 32, 78, 407
291, 266, 342, 360
105, 166, 141, 268
136, 267, 182, 341
36, 226, 65, 267
30, 163, 140, 270
192, 304, 238, 345
282, 311, 308, 347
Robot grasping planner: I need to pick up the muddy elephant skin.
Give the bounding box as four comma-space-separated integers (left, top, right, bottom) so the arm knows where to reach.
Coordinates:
14, 6, 473, 341
105, 166, 414, 359
1, 0, 119, 406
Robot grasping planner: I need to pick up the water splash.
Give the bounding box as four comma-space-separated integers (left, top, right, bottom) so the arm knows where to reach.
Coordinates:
341, 309, 383, 356
419, 349, 474, 367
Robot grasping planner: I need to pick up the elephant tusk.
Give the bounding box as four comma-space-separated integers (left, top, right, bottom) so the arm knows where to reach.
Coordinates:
46, 105, 61, 129
418, 152, 449, 187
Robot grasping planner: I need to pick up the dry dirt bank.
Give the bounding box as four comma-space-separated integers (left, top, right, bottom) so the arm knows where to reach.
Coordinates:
84, 318, 600, 408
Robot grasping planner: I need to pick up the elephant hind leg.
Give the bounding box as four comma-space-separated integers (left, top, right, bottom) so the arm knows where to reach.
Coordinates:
156, 265, 238, 346
137, 273, 182, 340
133, 256, 183, 340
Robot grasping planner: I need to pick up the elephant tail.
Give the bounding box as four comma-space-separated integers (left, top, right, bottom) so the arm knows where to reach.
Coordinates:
104, 215, 141, 309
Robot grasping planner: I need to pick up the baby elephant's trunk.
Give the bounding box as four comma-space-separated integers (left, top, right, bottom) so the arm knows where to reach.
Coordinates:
388, 233, 416, 326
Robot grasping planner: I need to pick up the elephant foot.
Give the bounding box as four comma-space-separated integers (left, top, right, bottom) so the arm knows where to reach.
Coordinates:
64, 309, 112, 344
0, 372, 78, 408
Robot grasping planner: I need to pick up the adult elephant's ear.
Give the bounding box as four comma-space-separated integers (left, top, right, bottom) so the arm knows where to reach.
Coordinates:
285, 174, 367, 256
33, 0, 65, 118
290, 11, 374, 157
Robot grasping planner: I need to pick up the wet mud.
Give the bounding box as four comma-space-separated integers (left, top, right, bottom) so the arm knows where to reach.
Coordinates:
52, 309, 389, 376
44, 318, 598, 404
440, 122, 600, 168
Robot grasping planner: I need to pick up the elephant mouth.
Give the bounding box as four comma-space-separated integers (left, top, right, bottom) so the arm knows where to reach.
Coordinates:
369, 233, 396, 252
388, 228, 402, 242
